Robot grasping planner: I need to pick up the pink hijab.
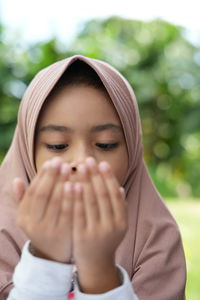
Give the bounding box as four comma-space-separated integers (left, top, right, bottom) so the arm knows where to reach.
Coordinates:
0, 55, 186, 299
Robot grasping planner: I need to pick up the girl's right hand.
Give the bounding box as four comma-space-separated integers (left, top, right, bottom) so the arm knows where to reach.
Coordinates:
13, 157, 73, 264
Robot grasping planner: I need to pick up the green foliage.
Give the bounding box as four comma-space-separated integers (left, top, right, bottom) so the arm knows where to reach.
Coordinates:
166, 200, 200, 300
0, 18, 200, 196
68, 18, 200, 197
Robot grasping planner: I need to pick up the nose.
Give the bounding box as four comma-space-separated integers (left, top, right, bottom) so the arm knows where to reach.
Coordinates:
71, 166, 78, 172
68, 143, 93, 173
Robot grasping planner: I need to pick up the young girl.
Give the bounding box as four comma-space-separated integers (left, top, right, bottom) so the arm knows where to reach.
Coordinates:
0, 55, 186, 300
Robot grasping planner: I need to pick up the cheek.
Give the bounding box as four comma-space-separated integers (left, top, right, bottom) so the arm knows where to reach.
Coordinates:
105, 147, 128, 185
34, 139, 58, 171
115, 166, 127, 185
109, 159, 128, 185
34, 154, 43, 173
34, 146, 49, 172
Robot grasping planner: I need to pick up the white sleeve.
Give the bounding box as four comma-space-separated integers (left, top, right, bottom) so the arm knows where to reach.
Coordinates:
73, 264, 139, 300
7, 240, 74, 300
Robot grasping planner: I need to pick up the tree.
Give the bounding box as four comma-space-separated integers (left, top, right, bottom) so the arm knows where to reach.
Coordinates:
0, 18, 200, 197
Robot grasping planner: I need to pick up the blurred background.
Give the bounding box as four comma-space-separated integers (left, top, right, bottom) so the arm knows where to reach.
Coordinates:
0, 0, 199, 298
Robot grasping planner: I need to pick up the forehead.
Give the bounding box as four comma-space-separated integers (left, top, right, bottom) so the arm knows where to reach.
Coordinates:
37, 85, 121, 127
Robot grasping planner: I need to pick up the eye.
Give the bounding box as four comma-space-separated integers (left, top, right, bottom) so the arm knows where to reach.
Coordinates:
96, 143, 119, 151
46, 144, 68, 151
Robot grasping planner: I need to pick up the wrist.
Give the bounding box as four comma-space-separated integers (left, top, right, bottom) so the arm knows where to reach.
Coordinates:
28, 243, 73, 264
29, 243, 50, 260
76, 255, 116, 272
76, 263, 122, 294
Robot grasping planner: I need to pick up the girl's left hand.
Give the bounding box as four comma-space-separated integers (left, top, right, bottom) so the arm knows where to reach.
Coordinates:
71, 157, 128, 272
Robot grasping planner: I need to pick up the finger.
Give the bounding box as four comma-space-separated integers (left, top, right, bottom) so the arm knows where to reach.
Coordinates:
59, 181, 74, 232
119, 187, 126, 200
73, 182, 86, 235
60, 163, 72, 182
85, 157, 113, 224
44, 163, 71, 227
98, 161, 127, 223
27, 159, 50, 194
16, 160, 53, 227
18, 160, 49, 213
77, 164, 99, 229
12, 178, 26, 204
30, 157, 62, 221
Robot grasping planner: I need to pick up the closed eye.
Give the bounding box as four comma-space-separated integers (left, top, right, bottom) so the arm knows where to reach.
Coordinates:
46, 144, 68, 150
96, 143, 119, 151
45, 143, 119, 152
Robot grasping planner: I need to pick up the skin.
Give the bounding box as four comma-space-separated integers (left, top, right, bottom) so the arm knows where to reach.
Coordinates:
13, 85, 129, 294
34, 84, 128, 183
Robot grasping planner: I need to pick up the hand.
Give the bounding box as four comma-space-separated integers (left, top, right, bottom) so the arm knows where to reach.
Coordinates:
13, 157, 74, 263
71, 157, 128, 293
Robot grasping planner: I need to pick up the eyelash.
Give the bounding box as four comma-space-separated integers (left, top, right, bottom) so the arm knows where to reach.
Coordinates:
46, 143, 119, 152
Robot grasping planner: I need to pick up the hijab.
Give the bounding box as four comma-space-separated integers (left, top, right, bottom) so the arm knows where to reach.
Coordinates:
0, 55, 186, 299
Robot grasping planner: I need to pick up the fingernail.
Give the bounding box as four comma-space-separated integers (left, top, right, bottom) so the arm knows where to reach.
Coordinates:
64, 182, 72, 193
85, 157, 96, 168
42, 160, 51, 169
13, 177, 20, 185
12, 178, 24, 201
119, 187, 125, 194
99, 161, 110, 172
61, 163, 70, 174
51, 157, 61, 167
75, 182, 82, 193
13, 178, 20, 194
78, 164, 87, 174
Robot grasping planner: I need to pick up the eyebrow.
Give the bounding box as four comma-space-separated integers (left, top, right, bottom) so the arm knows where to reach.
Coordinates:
39, 123, 123, 134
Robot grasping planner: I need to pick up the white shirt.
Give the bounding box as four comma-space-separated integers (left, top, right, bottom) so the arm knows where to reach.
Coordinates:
7, 241, 139, 300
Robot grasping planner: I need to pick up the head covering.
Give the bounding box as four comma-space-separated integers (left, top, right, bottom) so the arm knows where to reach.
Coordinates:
0, 55, 186, 299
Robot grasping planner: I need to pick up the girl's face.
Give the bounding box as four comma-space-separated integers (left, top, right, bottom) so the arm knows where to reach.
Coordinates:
34, 85, 128, 185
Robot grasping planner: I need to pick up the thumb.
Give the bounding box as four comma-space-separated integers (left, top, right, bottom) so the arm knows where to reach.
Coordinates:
12, 178, 26, 204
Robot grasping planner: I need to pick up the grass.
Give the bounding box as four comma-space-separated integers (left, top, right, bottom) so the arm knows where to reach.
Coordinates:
166, 199, 200, 300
